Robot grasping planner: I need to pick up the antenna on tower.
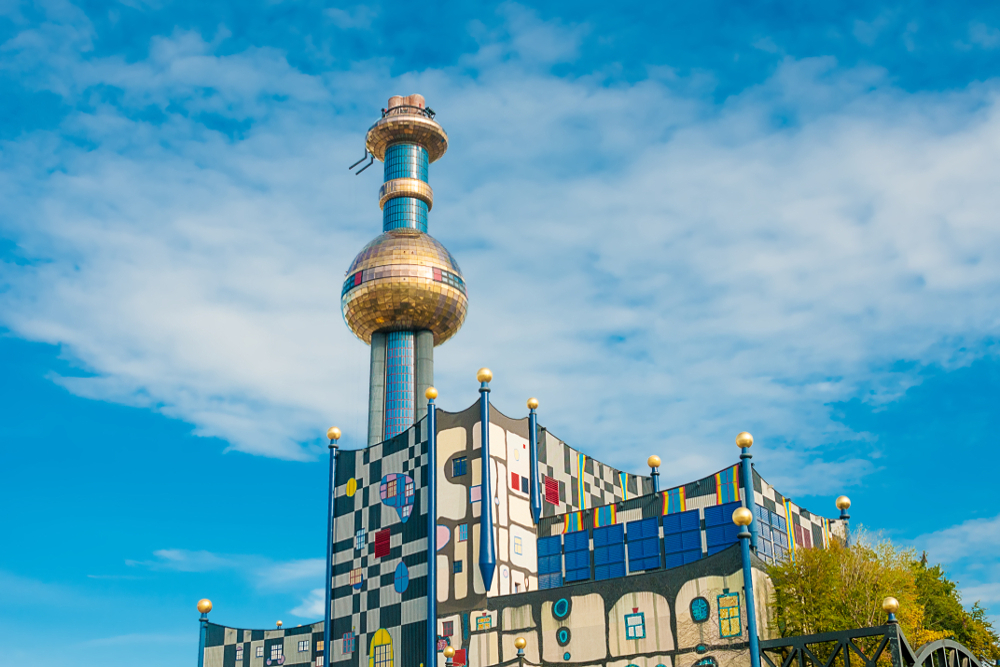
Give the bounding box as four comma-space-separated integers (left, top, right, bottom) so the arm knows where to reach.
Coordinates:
349, 149, 375, 175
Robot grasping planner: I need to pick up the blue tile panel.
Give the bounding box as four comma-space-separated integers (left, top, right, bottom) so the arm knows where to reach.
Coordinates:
663, 509, 703, 569
593, 524, 626, 580
384, 144, 429, 182
627, 517, 661, 572
382, 197, 428, 232
537, 535, 563, 589
563, 530, 591, 583
754, 503, 789, 563
384, 331, 414, 438
704, 501, 742, 555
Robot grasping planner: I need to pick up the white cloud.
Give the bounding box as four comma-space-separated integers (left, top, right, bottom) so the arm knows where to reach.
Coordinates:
3, 7, 1000, 510
291, 588, 326, 618
128, 549, 323, 589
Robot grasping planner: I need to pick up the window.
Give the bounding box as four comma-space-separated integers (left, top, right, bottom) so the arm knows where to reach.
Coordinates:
513, 536, 523, 555
476, 615, 492, 631
299, 640, 310, 652
458, 524, 468, 542
718, 591, 742, 638
452, 456, 468, 477
374, 528, 391, 558
695, 659, 718, 667
355, 529, 366, 551
342, 632, 355, 653
691, 597, 710, 623
271, 644, 284, 660
350, 567, 363, 588
624, 612, 646, 639
373, 641, 391, 667
544, 476, 560, 504
537, 535, 562, 589
454, 560, 463, 573
236, 646, 244, 661
257, 646, 264, 658
627, 517, 661, 572
594, 524, 626, 580
317, 641, 324, 652
563, 529, 590, 582
442, 621, 454, 637
704, 501, 742, 556
386, 477, 397, 498
511, 472, 520, 491
521, 475, 529, 491
663, 509, 702, 568
316, 658, 324, 667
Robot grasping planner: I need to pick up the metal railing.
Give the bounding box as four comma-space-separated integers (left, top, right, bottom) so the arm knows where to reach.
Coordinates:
382, 104, 436, 119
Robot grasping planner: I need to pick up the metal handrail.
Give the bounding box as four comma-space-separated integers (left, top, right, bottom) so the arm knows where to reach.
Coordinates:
381, 104, 436, 119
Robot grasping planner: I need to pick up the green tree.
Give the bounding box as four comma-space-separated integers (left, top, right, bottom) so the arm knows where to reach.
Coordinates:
767, 532, 1000, 663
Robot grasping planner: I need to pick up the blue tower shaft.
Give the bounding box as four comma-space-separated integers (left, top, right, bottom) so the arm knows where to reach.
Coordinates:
383, 144, 428, 232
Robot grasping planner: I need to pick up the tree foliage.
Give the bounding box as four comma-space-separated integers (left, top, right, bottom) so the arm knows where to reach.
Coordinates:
767, 531, 1000, 663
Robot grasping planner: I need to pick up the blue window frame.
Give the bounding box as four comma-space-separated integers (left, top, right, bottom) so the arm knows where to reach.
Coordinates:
356, 529, 366, 551
563, 530, 591, 582
704, 501, 742, 555
537, 535, 563, 589
624, 612, 646, 639
452, 456, 468, 477
594, 524, 626, 580
663, 509, 702, 568
718, 591, 742, 638
627, 517, 661, 572
458, 524, 468, 542
453, 561, 463, 573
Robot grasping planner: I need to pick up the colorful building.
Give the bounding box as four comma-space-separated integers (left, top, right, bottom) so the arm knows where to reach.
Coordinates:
198, 95, 847, 667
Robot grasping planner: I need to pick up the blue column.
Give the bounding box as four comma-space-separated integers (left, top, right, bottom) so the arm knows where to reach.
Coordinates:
324, 428, 341, 667
197, 606, 210, 667
385, 331, 415, 439
478, 370, 497, 591
528, 399, 541, 525
837, 496, 852, 547
648, 456, 662, 493
383, 144, 429, 233
740, 447, 758, 551
737, 519, 761, 667
425, 389, 438, 667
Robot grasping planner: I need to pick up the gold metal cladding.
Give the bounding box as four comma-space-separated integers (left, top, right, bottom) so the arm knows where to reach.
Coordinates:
379, 178, 434, 210
366, 113, 449, 163
342, 229, 468, 346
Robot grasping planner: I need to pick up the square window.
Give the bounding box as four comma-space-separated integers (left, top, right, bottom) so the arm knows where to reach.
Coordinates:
625, 612, 646, 639
316, 658, 324, 667
386, 478, 397, 497
454, 560, 463, 573
350, 567, 363, 587
317, 641, 324, 652
442, 621, 454, 637
513, 536, 523, 555
299, 640, 310, 652
271, 644, 283, 660
452, 456, 468, 477
342, 632, 356, 653
511, 472, 520, 491
257, 646, 264, 658
458, 524, 468, 542
236, 646, 244, 661
544, 476, 560, 505
374, 528, 391, 558
356, 529, 366, 551
521, 476, 529, 491
476, 615, 492, 631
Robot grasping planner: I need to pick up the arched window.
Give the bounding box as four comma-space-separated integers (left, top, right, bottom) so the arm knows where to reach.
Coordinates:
694, 658, 718, 667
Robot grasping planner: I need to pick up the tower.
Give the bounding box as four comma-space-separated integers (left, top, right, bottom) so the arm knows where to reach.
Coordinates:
342, 95, 468, 445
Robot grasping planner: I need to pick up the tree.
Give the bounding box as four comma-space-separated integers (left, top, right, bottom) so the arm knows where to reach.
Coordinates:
767, 531, 1000, 663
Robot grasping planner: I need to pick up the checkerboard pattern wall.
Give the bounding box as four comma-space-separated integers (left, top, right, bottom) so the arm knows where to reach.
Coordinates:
202, 622, 324, 667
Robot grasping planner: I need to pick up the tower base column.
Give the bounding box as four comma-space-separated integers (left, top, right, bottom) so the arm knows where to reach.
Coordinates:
368, 332, 387, 446
414, 330, 434, 423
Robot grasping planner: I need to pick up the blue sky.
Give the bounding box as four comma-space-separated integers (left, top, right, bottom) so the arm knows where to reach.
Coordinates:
3, 1, 1000, 664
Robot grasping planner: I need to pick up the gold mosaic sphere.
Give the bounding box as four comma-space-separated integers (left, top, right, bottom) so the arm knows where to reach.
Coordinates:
425, 386, 438, 399
341, 229, 468, 345
477, 367, 493, 383
443, 646, 456, 658
882, 596, 899, 614
736, 431, 754, 448
527, 397, 539, 410
836, 495, 851, 510
647, 455, 662, 468
514, 637, 527, 650
327, 426, 341, 441
197, 599, 212, 613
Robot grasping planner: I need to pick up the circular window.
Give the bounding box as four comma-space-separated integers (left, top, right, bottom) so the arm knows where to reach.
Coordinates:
690, 597, 710, 623
556, 627, 571, 646
393, 562, 409, 594
552, 598, 572, 620
563, 653, 571, 661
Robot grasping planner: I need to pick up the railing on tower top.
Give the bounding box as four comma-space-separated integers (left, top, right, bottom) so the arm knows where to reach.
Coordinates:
382, 104, 436, 119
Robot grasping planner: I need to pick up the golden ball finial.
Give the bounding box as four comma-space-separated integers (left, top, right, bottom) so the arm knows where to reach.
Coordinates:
327, 427, 341, 441
647, 455, 662, 468
527, 397, 539, 410
736, 431, 754, 448
477, 367, 493, 383
425, 387, 438, 400
514, 637, 527, 650
882, 597, 899, 614
197, 599, 212, 613
836, 495, 851, 510
443, 646, 456, 658
732, 507, 754, 527
276, 620, 283, 628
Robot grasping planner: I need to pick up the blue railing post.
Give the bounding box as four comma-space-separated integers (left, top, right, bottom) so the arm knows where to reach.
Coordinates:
733, 508, 761, 667
736, 432, 758, 551
648, 455, 661, 493
528, 398, 541, 525
324, 427, 341, 667
196, 599, 211, 667
836, 496, 852, 547
477, 368, 496, 591
426, 388, 439, 667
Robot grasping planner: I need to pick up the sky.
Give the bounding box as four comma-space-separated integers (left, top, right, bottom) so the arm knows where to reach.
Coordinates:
2, 0, 1000, 664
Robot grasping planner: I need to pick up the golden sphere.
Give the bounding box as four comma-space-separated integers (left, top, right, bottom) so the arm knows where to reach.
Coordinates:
527, 397, 539, 410
736, 431, 754, 448
477, 368, 493, 383
342, 229, 468, 346
425, 387, 438, 400
327, 427, 341, 441
197, 599, 212, 613
836, 495, 851, 510
276, 620, 283, 628
882, 597, 899, 614
514, 637, 527, 650
647, 455, 662, 468
443, 646, 456, 658
732, 507, 754, 527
